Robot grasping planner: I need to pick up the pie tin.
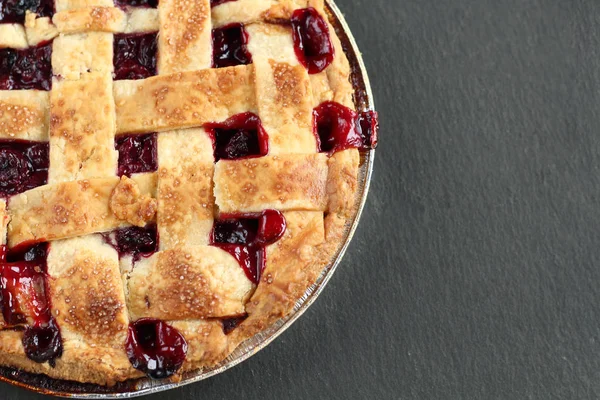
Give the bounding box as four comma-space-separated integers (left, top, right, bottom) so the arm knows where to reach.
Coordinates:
0, 1, 377, 397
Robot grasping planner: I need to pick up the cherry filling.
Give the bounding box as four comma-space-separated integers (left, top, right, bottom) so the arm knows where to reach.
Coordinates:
0, 140, 49, 198
113, 33, 158, 80
115, 133, 157, 177
0, 0, 54, 24
211, 210, 286, 284
205, 113, 268, 161
212, 23, 252, 69
291, 7, 334, 74
0, 243, 63, 366
0, 42, 52, 91
210, 0, 235, 6
22, 318, 62, 365
113, 0, 157, 8
125, 318, 187, 379
103, 224, 158, 262
313, 102, 379, 153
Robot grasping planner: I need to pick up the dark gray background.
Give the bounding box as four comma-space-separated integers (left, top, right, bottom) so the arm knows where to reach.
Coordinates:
6, 0, 600, 398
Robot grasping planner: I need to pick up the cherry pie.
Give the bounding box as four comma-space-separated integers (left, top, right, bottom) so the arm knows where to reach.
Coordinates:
0, 0, 378, 386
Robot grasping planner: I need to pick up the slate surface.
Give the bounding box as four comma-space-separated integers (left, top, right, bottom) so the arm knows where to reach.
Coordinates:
7, 0, 600, 398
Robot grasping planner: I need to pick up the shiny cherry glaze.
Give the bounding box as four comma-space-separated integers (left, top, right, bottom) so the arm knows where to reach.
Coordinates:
103, 224, 158, 262
113, 0, 157, 8
0, 140, 49, 198
116, 133, 157, 177
113, 33, 158, 80
0, 42, 52, 90
291, 7, 334, 74
313, 102, 379, 153
211, 210, 286, 284
126, 318, 188, 379
0, 243, 63, 365
212, 23, 252, 68
356, 110, 379, 149
22, 318, 62, 365
222, 314, 248, 335
205, 112, 268, 161
0, 0, 53, 24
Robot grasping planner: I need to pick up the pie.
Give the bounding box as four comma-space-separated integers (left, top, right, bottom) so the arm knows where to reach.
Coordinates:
0, 0, 378, 387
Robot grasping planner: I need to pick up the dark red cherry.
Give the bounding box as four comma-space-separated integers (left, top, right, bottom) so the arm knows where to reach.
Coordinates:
291, 7, 334, 74
221, 314, 247, 334
0, 140, 49, 198
212, 23, 252, 68
113, 33, 158, 80
116, 133, 157, 177
205, 112, 268, 161
256, 209, 286, 246
210, 0, 235, 6
22, 318, 63, 366
7, 242, 48, 263
356, 110, 379, 149
211, 210, 286, 284
126, 319, 188, 379
103, 224, 158, 262
0, 243, 49, 326
313, 102, 379, 153
212, 219, 258, 245
0, 149, 32, 191
0, 242, 61, 365
0, 0, 54, 24
113, 0, 157, 8
0, 42, 52, 90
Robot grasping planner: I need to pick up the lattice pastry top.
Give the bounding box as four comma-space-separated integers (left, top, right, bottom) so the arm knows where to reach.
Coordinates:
0, 0, 378, 386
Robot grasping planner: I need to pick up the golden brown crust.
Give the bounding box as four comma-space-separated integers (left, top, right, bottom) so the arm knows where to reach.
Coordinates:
0, 1, 368, 388
246, 24, 316, 154
110, 176, 158, 227
53, 7, 126, 34
55, 0, 113, 12
211, 0, 321, 28
0, 200, 7, 246
171, 320, 231, 372
51, 33, 114, 80
326, 149, 360, 217
210, 0, 275, 28
6, 177, 155, 248
324, 20, 354, 107
24, 13, 59, 46
158, 0, 212, 74
0, 24, 28, 49
230, 211, 324, 344
124, 8, 159, 33
114, 66, 256, 134
0, 90, 49, 141
48, 235, 129, 348
214, 154, 329, 213
256, 60, 316, 154
157, 129, 214, 249
0, 330, 142, 386
49, 72, 117, 183
126, 246, 254, 320
319, 149, 360, 260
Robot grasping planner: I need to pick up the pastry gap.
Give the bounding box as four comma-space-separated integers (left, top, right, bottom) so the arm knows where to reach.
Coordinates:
0, 42, 53, 91
0, 0, 54, 24
0, 139, 49, 198
113, 32, 158, 80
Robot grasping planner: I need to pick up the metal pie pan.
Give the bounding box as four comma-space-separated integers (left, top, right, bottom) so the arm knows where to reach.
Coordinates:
0, 1, 376, 397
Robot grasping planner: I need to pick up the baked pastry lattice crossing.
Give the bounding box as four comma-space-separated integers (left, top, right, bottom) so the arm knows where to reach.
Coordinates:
0, 0, 378, 385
